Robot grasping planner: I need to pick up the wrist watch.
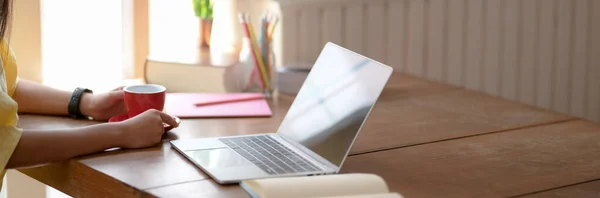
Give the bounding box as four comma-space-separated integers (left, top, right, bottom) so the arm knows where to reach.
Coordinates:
68, 87, 93, 119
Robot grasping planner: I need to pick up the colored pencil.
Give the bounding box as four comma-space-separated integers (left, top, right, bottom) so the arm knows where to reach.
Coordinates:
238, 13, 266, 91
244, 67, 257, 90
194, 95, 264, 107
262, 13, 271, 79
260, 14, 269, 78
238, 13, 257, 90
268, 15, 279, 41
246, 17, 271, 89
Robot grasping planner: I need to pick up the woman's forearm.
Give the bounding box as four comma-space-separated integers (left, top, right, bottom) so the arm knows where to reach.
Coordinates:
11, 79, 92, 115
6, 123, 124, 169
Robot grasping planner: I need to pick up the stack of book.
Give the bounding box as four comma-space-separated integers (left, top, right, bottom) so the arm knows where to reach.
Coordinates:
144, 51, 312, 94
144, 51, 244, 93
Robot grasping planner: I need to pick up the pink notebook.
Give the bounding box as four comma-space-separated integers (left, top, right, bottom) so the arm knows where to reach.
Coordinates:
164, 93, 272, 118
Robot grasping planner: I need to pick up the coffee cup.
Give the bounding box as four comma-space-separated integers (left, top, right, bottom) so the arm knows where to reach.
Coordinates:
123, 84, 167, 118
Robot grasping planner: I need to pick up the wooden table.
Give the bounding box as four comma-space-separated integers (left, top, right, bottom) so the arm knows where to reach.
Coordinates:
16, 73, 600, 198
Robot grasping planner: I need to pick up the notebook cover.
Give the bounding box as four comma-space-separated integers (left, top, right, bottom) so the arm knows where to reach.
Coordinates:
164, 93, 273, 118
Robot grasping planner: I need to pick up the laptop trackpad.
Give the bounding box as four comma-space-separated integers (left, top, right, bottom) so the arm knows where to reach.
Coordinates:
186, 148, 253, 169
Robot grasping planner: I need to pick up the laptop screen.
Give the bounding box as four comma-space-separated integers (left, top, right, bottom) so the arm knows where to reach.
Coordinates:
277, 43, 393, 167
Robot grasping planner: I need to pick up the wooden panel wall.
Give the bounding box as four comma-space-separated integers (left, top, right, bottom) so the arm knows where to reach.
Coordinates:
276, 0, 600, 122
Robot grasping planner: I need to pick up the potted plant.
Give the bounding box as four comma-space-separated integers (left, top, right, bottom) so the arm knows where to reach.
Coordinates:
193, 0, 213, 49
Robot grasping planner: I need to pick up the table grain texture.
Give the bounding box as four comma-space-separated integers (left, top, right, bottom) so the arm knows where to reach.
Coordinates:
17, 73, 599, 198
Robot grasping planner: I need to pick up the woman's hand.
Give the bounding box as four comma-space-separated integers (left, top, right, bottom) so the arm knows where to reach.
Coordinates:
116, 109, 180, 149
80, 87, 126, 120
7, 109, 180, 168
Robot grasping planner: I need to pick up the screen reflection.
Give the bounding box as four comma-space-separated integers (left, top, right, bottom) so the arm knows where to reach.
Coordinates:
277, 44, 392, 166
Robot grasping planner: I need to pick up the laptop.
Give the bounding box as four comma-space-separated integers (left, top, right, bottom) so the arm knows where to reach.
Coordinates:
170, 42, 393, 184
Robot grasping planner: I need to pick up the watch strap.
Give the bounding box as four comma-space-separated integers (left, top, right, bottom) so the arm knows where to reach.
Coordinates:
68, 87, 93, 119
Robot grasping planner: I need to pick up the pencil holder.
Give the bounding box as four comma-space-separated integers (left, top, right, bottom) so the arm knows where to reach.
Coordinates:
239, 38, 276, 97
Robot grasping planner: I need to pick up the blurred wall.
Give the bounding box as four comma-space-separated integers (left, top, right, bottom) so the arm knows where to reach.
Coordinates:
276, 0, 600, 123
10, 0, 42, 82
7, 0, 47, 195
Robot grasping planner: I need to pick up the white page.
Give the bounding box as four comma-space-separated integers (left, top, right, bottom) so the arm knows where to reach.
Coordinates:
242, 173, 390, 198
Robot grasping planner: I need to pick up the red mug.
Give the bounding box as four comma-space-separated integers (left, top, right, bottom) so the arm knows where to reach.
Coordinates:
123, 84, 166, 118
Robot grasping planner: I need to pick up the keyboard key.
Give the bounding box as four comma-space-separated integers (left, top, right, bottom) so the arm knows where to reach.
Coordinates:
219, 136, 322, 175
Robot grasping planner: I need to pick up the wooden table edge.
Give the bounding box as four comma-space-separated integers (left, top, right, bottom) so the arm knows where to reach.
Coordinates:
18, 160, 157, 198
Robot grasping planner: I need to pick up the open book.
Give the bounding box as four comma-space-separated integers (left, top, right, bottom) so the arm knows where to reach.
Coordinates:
240, 173, 403, 198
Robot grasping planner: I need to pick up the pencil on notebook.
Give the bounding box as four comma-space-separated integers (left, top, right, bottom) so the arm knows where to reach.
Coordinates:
194, 95, 265, 107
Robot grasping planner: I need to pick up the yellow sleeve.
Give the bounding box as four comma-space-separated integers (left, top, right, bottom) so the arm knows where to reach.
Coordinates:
0, 101, 22, 188
0, 81, 22, 189
0, 38, 23, 187
0, 40, 17, 97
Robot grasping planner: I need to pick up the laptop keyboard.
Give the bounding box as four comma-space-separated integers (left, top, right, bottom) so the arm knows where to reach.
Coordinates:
219, 135, 322, 175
